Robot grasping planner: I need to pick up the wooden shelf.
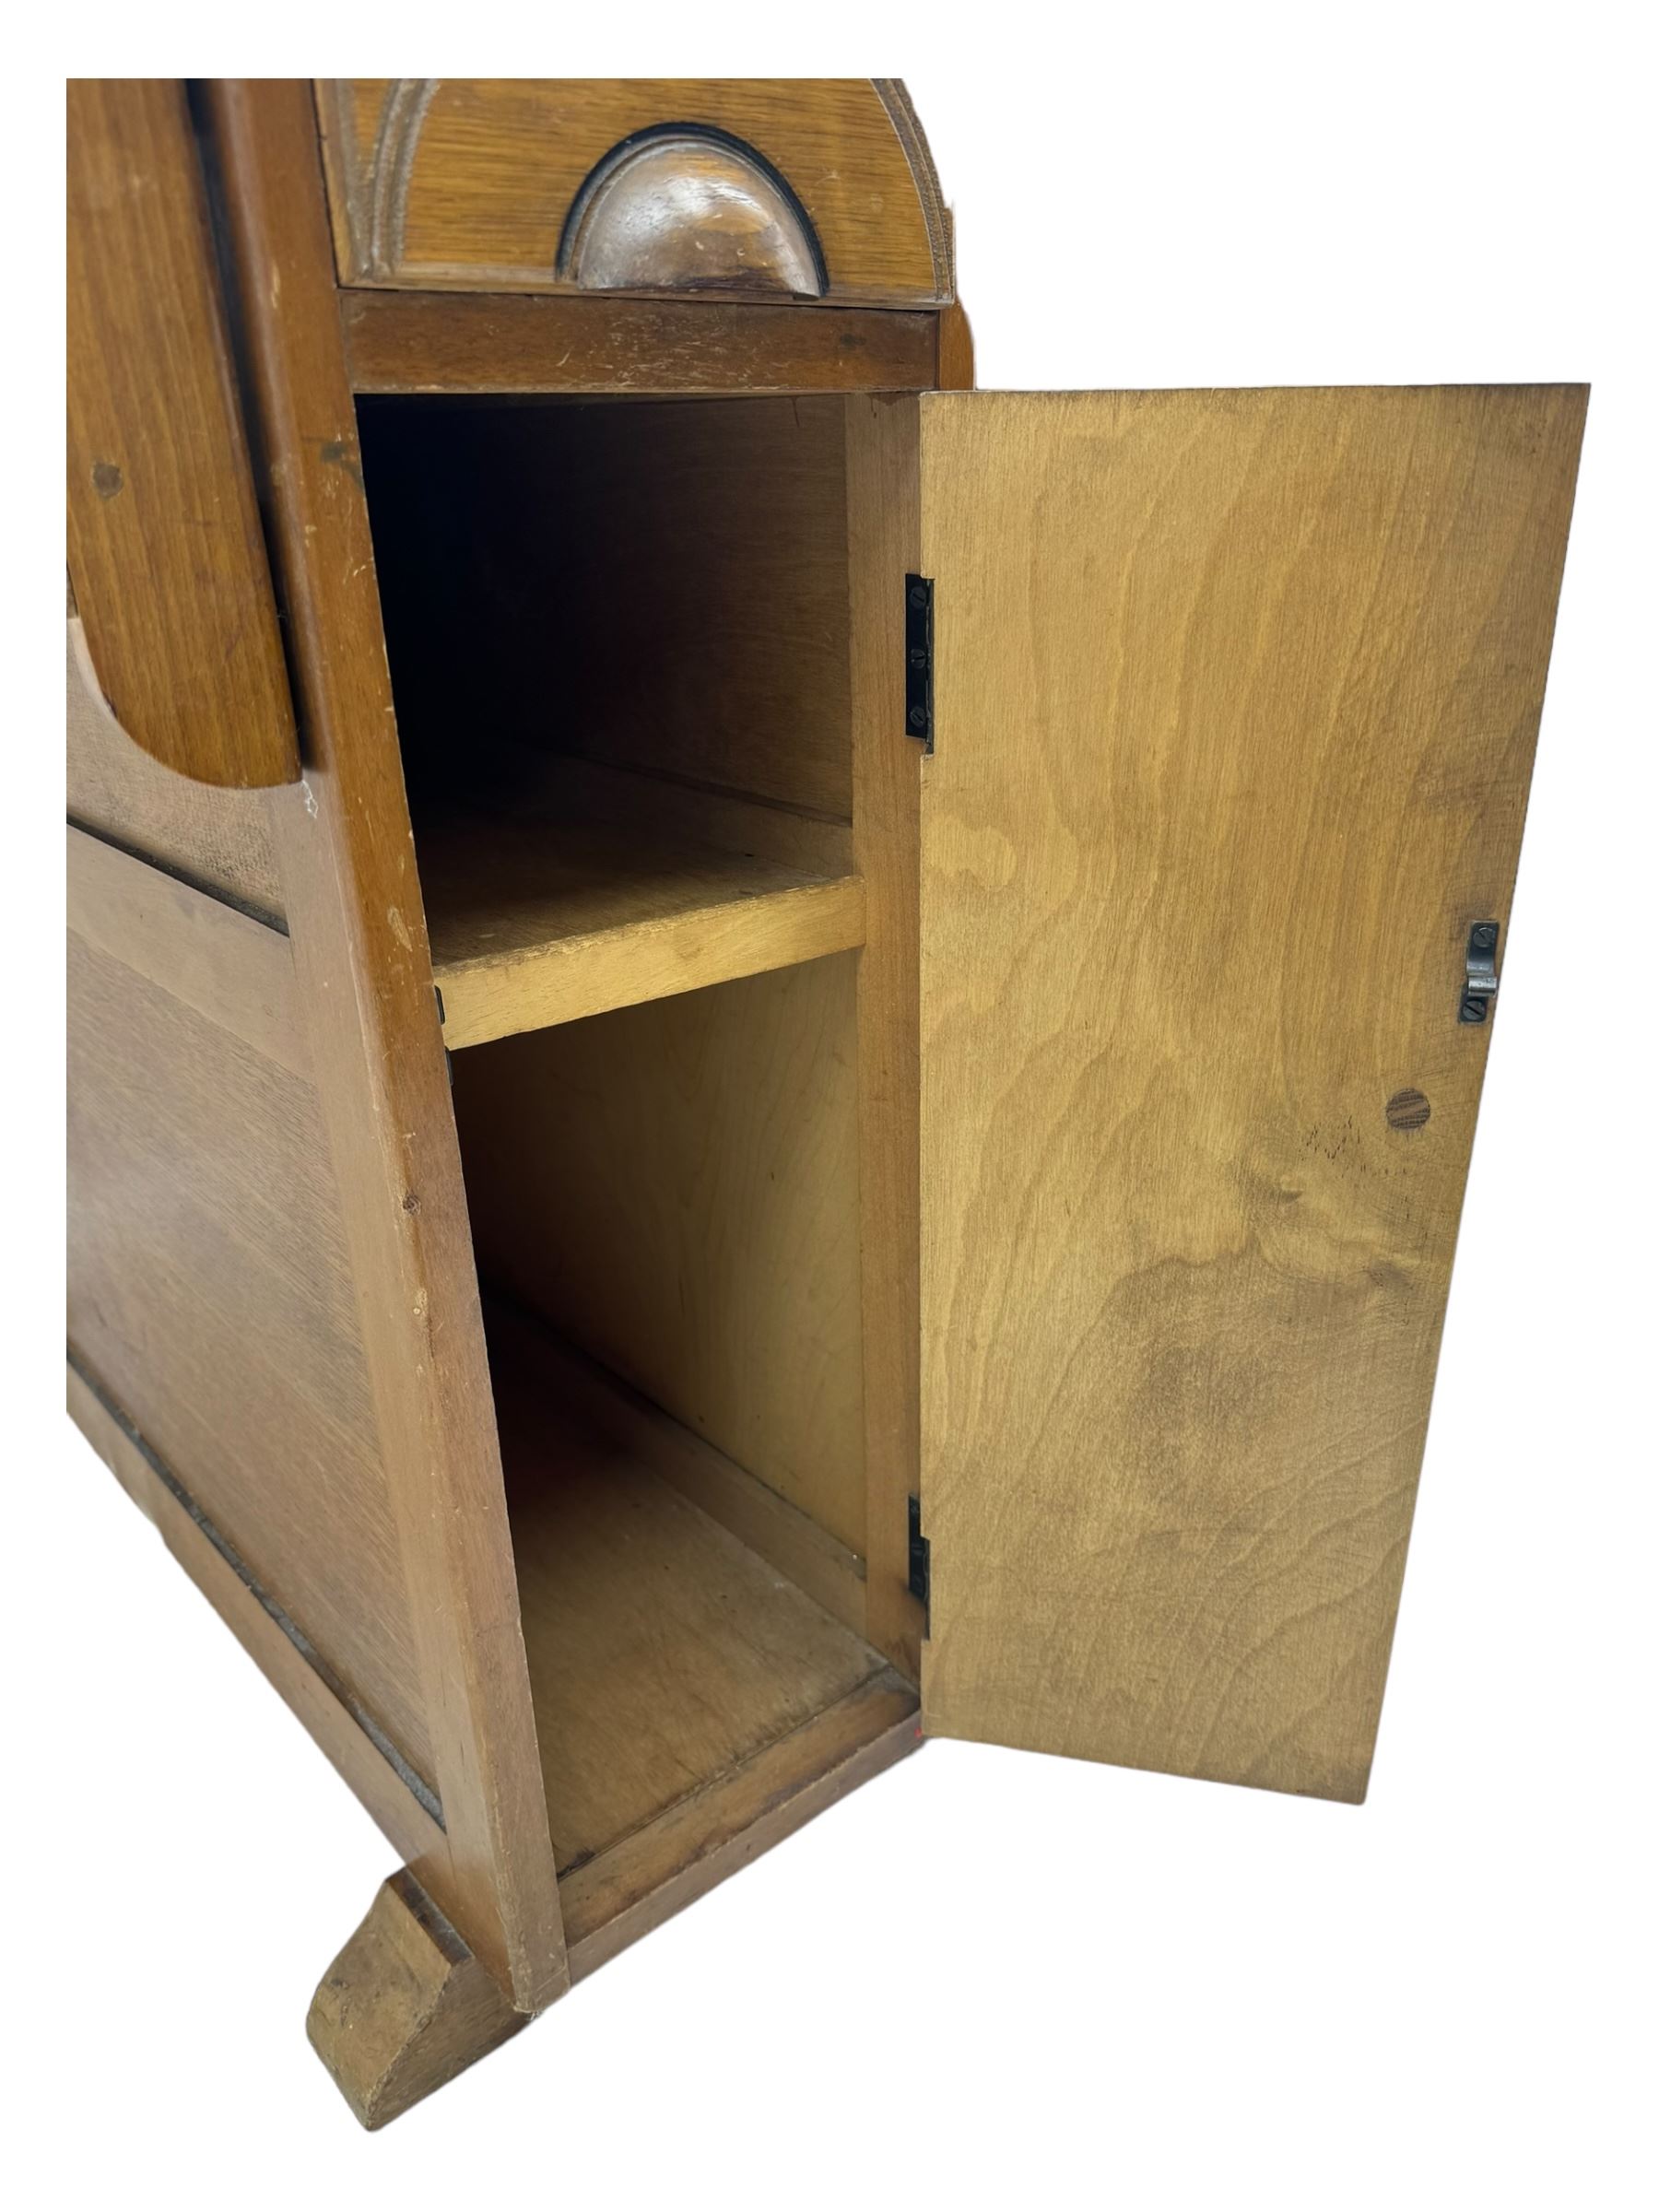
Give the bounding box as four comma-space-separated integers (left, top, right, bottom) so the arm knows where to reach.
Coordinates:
418, 766, 865, 1048
483, 1303, 916, 1967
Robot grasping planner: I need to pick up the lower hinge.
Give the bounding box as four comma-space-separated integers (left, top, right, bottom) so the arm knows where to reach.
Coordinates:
905, 574, 934, 753
908, 1494, 931, 1631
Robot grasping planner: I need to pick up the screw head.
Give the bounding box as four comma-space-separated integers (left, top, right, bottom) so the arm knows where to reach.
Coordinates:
909, 583, 928, 609
1470, 923, 1498, 952
908, 706, 927, 730
1460, 993, 1489, 1024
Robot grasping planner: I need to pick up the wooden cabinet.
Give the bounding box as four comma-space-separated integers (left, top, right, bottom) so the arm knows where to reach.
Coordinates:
65, 78, 1586, 2126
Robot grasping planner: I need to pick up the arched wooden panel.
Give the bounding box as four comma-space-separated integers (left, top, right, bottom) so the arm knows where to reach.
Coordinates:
67, 80, 299, 790
316, 79, 952, 307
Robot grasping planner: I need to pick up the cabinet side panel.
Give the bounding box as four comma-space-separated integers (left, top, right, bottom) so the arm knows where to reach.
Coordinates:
67, 919, 434, 1790
918, 385, 1585, 1801
67, 618, 287, 924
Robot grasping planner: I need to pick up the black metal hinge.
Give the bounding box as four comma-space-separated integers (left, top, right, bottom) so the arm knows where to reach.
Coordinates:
908, 1494, 931, 1631
905, 574, 934, 752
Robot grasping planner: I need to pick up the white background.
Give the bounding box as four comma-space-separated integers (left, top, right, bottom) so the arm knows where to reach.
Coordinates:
21, 11, 1653, 2206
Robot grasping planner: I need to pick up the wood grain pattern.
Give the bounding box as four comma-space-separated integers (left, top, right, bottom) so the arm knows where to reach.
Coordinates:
845, 394, 927, 1677
66, 81, 298, 789
486, 1303, 888, 1873
359, 394, 856, 820
485, 1317, 868, 1639
67, 618, 286, 922
66, 933, 434, 1785
67, 1362, 448, 1879
343, 289, 939, 396
204, 79, 565, 2007
422, 789, 865, 1048
309, 1871, 526, 2131
317, 78, 950, 304
916, 385, 1586, 1801
67, 826, 304, 1076
453, 957, 867, 1557
560, 1669, 919, 1976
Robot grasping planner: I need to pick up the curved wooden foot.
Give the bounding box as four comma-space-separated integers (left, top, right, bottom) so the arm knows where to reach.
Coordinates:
308, 1870, 527, 2128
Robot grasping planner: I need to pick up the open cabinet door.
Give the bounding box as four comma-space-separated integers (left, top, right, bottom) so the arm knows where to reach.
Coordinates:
916, 385, 1584, 1801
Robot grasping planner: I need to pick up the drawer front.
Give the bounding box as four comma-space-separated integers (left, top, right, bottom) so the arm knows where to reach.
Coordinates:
315, 78, 952, 308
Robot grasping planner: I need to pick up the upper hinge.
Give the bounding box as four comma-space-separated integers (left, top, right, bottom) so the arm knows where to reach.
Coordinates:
905, 573, 934, 753
908, 1494, 931, 1631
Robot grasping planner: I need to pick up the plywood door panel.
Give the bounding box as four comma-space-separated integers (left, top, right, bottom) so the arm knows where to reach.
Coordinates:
917, 385, 1585, 1801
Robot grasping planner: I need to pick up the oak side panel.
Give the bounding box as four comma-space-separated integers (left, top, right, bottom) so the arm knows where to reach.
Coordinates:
67, 826, 305, 1076
204, 78, 565, 2008
917, 385, 1586, 1801
66, 80, 298, 789
67, 618, 286, 922
66, 930, 435, 1785
67, 1365, 448, 1878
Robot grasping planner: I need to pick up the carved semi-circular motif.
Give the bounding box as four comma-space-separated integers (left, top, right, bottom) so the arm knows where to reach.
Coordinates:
316, 78, 953, 305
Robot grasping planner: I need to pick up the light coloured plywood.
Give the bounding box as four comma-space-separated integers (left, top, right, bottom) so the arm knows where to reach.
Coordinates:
453, 955, 867, 1558
917, 384, 1585, 1802
421, 787, 864, 1048
486, 1304, 887, 1873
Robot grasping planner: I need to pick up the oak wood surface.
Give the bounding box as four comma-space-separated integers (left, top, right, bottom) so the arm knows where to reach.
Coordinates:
916, 385, 1586, 1801
317, 78, 949, 304
454, 957, 867, 1558
67, 1363, 448, 1878
485, 1302, 889, 1873
67, 932, 434, 1784
204, 78, 565, 2006
560, 1669, 919, 1975
67, 825, 305, 1076
421, 786, 865, 1049
67, 618, 287, 922
845, 394, 928, 1677
309, 1871, 525, 2131
66, 81, 298, 789
343, 288, 938, 396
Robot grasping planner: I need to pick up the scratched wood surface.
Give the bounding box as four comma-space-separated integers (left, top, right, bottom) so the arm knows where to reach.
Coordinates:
66, 80, 298, 789
916, 386, 1585, 1801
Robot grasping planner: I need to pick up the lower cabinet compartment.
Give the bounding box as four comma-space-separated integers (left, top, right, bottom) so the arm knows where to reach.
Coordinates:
484, 1300, 915, 1965
451, 960, 914, 1966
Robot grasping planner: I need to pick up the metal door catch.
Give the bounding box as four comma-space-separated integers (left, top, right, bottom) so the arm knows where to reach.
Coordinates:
1459, 921, 1500, 1024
